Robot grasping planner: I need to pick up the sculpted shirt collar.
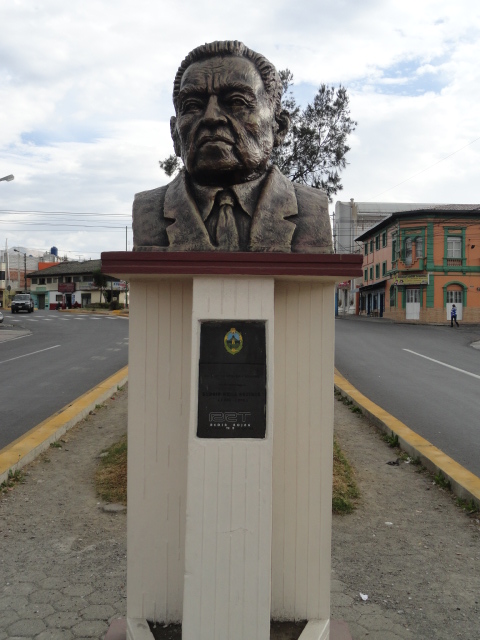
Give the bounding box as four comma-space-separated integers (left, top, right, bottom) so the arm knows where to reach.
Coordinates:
189, 173, 266, 220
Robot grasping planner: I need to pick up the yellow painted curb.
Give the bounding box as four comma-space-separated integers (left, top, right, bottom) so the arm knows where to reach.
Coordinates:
0, 366, 129, 485
334, 368, 480, 508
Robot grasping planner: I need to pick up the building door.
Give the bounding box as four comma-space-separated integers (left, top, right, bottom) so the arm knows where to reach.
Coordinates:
406, 288, 420, 320
380, 293, 384, 317
446, 290, 463, 320
37, 294, 45, 310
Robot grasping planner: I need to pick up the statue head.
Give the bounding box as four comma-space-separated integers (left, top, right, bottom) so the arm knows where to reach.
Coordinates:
170, 41, 289, 186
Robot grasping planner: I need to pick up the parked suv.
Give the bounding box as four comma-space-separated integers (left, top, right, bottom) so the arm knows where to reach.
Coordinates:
11, 294, 35, 314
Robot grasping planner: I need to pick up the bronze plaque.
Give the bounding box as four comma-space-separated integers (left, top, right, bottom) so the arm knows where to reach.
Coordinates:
197, 321, 266, 439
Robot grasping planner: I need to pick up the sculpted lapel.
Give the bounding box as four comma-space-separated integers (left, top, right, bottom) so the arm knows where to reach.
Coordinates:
163, 167, 298, 252
248, 166, 297, 252
164, 171, 215, 251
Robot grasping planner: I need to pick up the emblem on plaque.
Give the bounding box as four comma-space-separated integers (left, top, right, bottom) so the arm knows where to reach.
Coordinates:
224, 328, 243, 355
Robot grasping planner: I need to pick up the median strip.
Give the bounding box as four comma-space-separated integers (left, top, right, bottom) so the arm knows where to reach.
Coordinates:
0, 366, 129, 485
334, 368, 480, 509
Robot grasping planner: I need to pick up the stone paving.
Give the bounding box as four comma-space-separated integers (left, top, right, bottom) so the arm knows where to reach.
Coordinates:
0, 388, 127, 639
1, 368, 479, 639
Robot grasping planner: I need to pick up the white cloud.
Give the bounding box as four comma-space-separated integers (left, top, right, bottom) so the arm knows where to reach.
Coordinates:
1, 0, 480, 258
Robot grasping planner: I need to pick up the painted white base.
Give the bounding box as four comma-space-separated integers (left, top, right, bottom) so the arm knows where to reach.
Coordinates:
126, 618, 330, 640
126, 618, 155, 640
298, 619, 330, 640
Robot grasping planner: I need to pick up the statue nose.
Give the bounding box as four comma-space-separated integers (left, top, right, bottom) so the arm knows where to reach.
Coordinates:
203, 96, 227, 123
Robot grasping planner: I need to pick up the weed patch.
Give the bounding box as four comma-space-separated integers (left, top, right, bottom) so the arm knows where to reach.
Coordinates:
383, 432, 399, 448
332, 438, 360, 514
1, 469, 25, 493
95, 435, 127, 505
456, 497, 479, 514
434, 472, 451, 490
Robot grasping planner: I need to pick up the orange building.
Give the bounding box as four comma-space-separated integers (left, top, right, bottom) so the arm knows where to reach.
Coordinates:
356, 205, 480, 323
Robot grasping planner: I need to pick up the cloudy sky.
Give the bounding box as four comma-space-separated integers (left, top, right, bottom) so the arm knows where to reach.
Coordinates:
1, 0, 479, 259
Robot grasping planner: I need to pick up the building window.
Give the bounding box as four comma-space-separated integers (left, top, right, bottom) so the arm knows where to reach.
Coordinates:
39, 278, 46, 285
65, 277, 72, 283
370, 239, 374, 253
416, 237, 423, 258
364, 269, 368, 281
31, 277, 38, 284
375, 235, 380, 250
47, 278, 52, 284
447, 237, 461, 259
382, 261, 387, 276
405, 237, 413, 266
369, 266, 373, 280
73, 276, 82, 282
382, 231, 387, 248
446, 291, 462, 304
392, 236, 397, 262
375, 264, 380, 278
390, 286, 395, 307
364, 243, 368, 255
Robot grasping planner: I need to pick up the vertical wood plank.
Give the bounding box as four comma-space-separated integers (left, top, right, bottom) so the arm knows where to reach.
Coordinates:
127, 279, 192, 623
272, 281, 334, 623
183, 277, 274, 640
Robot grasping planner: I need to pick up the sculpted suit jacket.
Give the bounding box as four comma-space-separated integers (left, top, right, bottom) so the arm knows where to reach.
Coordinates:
132, 165, 332, 253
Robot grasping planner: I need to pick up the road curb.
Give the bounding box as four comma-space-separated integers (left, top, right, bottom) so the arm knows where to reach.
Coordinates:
334, 369, 480, 509
0, 366, 129, 486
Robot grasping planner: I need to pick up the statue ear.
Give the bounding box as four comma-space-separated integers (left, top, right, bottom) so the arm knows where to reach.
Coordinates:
273, 109, 290, 147
170, 116, 181, 157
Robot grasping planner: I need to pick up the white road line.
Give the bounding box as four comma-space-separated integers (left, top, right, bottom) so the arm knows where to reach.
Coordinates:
403, 349, 480, 381
0, 344, 60, 365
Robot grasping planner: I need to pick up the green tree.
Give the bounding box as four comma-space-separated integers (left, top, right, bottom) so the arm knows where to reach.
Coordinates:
92, 269, 109, 304
159, 70, 357, 202
271, 70, 357, 201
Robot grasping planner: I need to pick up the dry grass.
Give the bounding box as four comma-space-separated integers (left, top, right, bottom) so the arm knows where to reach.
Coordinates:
94, 434, 359, 514
95, 434, 127, 505
332, 437, 360, 514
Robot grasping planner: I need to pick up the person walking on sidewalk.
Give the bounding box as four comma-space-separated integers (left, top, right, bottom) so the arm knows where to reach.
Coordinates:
451, 304, 459, 327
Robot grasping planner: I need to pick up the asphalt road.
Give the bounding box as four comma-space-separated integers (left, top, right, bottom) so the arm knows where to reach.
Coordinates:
335, 317, 480, 478
0, 310, 128, 449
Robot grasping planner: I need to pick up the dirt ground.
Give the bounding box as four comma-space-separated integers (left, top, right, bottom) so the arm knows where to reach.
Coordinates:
0, 386, 479, 640
331, 397, 480, 640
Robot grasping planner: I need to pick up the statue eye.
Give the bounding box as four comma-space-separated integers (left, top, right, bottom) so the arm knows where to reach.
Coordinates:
180, 97, 204, 113
227, 94, 250, 108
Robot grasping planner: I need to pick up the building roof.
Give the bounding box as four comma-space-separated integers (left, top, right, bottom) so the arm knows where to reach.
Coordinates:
334, 201, 442, 216
27, 259, 102, 278
355, 205, 480, 241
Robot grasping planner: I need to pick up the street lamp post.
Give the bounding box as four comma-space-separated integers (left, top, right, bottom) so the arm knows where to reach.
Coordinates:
0, 175, 14, 183
13, 249, 27, 293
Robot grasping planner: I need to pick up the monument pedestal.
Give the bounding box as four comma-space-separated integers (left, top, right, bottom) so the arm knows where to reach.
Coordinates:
102, 252, 362, 640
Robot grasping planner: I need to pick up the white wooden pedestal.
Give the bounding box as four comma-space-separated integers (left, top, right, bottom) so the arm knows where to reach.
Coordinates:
102, 252, 362, 640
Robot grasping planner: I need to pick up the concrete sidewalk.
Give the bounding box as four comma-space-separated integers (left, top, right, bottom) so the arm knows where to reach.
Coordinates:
0, 368, 479, 638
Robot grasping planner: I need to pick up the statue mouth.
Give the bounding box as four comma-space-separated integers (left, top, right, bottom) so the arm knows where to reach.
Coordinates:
197, 133, 235, 147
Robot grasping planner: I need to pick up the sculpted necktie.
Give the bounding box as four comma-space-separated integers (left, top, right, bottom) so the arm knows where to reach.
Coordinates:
215, 190, 239, 251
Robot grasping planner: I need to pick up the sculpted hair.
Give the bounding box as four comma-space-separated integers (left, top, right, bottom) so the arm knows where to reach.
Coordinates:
173, 40, 282, 112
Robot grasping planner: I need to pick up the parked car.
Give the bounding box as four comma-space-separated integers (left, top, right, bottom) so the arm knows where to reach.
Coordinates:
0, 310, 3, 323
11, 294, 35, 313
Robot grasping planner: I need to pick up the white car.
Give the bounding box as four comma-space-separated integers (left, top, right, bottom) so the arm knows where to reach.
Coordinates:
0, 310, 3, 323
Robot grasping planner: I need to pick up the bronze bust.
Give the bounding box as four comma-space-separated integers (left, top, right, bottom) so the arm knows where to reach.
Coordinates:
132, 40, 332, 253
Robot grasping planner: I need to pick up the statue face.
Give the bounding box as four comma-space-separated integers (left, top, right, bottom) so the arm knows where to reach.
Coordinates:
172, 56, 277, 184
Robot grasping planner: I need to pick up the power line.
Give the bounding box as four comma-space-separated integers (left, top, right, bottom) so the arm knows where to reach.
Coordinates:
0, 209, 130, 217
368, 135, 480, 200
